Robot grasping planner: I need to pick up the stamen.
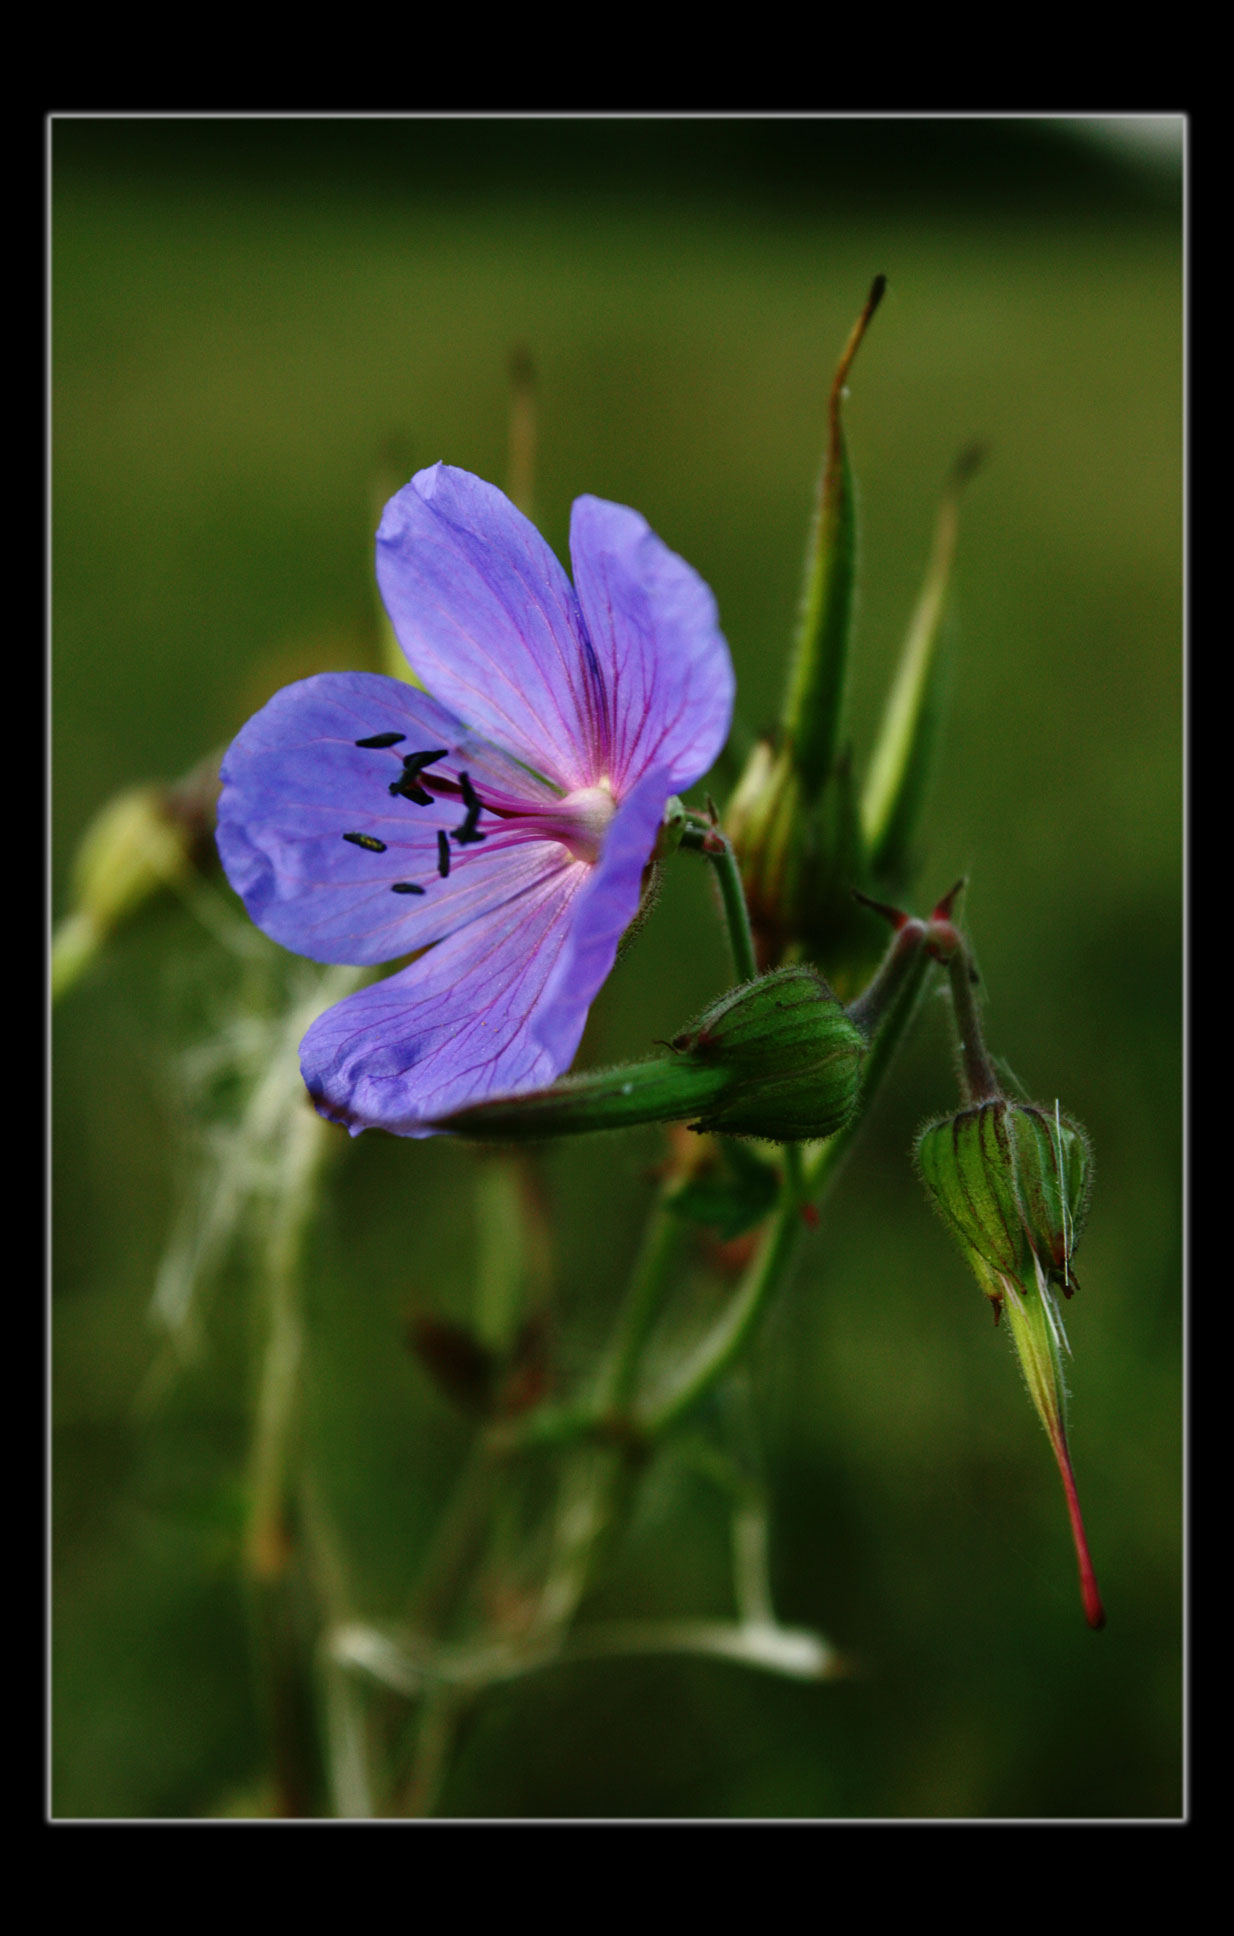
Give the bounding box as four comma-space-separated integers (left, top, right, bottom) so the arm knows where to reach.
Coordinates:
437, 830, 451, 878
404, 748, 450, 780
388, 748, 451, 806
343, 832, 387, 853
355, 732, 406, 749
391, 881, 426, 895
389, 776, 433, 805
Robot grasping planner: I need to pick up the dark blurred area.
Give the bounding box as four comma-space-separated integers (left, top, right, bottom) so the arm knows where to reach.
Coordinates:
55, 114, 1181, 218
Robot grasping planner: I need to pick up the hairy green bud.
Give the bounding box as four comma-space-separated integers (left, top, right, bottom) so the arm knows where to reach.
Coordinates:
916, 1096, 1103, 1629
672, 967, 866, 1140
916, 1099, 1091, 1304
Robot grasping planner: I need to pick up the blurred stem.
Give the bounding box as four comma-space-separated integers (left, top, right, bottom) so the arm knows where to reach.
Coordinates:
51, 911, 100, 1002
645, 938, 937, 1439
245, 1098, 336, 1818
401, 1687, 476, 1818
473, 1155, 532, 1354
532, 1444, 636, 1642
643, 1163, 804, 1440
406, 1443, 501, 1639
592, 1193, 686, 1413
303, 1473, 378, 1819
320, 1658, 376, 1820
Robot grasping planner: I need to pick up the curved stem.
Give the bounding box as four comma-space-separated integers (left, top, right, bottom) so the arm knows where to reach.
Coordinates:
645, 941, 938, 1440
643, 1171, 803, 1440
593, 1195, 687, 1413
683, 818, 758, 984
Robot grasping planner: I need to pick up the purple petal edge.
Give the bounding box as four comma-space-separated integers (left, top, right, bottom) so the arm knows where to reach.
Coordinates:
568, 495, 734, 796
300, 854, 586, 1136
530, 768, 673, 1072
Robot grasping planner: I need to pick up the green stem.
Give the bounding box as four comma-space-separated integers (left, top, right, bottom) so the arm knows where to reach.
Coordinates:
943, 938, 1002, 1105
807, 930, 934, 1196
683, 818, 759, 984
245, 1100, 336, 1817
401, 1687, 475, 1818
592, 1195, 687, 1413
646, 940, 937, 1440
51, 911, 101, 1002
643, 1170, 803, 1440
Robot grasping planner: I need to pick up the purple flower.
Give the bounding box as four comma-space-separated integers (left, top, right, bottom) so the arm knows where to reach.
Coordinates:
216, 464, 734, 1135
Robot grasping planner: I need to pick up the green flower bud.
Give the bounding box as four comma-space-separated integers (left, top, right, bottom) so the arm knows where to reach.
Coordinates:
672, 966, 867, 1140
72, 784, 193, 925
916, 1099, 1091, 1305
723, 738, 867, 977
1008, 1103, 1092, 1291
916, 1097, 1103, 1629
53, 782, 203, 1001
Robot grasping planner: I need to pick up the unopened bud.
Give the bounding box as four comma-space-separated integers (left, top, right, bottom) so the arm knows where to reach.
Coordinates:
71, 785, 193, 928
672, 966, 866, 1140
916, 1096, 1103, 1629
915, 1099, 1091, 1305
53, 783, 200, 1000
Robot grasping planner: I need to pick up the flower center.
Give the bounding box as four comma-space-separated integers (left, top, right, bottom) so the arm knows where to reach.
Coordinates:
553, 782, 616, 866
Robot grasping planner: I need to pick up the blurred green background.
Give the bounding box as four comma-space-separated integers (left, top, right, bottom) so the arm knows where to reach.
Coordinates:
52, 116, 1183, 1819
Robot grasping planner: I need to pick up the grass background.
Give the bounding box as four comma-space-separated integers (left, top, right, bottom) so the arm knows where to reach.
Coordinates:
52, 116, 1183, 1819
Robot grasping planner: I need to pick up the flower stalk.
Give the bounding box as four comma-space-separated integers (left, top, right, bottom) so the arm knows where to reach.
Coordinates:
245, 1094, 339, 1815
914, 906, 1103, 1629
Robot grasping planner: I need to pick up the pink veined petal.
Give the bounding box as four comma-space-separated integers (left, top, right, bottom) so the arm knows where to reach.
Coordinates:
530, 768, 674, 1072
216, 671, 563, 966
376, 465, 606, 793
568, 494, 734, 796
300, 853, 591, 1136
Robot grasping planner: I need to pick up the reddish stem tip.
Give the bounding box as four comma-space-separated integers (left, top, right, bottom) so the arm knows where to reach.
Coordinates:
931, 878, 967, 922
852, 887, 910, 931
1055, 1433, 1106, 1631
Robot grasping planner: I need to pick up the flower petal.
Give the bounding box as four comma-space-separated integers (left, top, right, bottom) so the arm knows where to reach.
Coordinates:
300, 855, 591, 1136
376, 465, 605, 792
530, 767, 673, 1072
216, 671, 563, 965
568, 495, 734, 796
